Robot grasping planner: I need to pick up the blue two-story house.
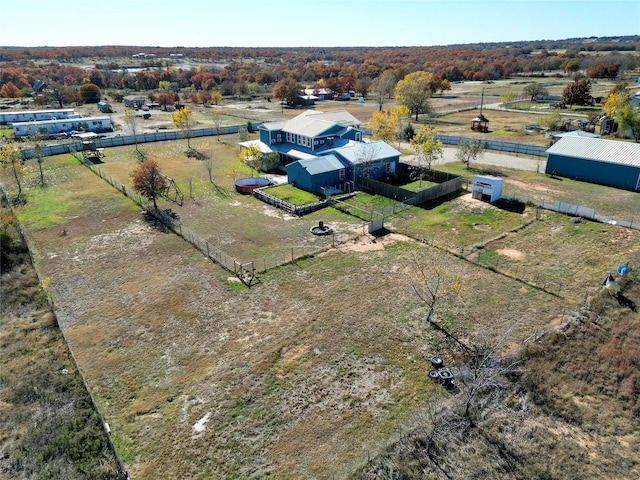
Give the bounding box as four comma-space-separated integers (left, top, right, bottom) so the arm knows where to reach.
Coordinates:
240, 110, 401, 195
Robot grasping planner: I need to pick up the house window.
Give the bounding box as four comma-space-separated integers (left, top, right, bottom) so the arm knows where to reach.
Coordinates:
339, 169, 345, 180
298, 135, 311, 148
385, 163, 391, 173
355, 132, 362, 142
286, 132, 295, 143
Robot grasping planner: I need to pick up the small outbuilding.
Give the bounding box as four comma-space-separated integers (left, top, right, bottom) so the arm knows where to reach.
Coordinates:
123, 95, 147, 109
97, 102, 113, 113
545, 136, 640, 191
472, 175, 503, 202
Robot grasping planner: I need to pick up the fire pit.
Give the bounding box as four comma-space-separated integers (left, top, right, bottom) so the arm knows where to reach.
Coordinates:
310, 221, 333, 236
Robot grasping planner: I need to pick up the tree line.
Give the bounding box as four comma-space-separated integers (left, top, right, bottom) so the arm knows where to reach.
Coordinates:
1, 37, 638, 104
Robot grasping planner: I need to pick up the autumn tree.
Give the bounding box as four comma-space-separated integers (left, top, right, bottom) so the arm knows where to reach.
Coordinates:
522, 83, 548, 102
617, 106, 640, 142
369, 110, 396, 144
369, 105, 410, 147
130, 159, 167, 209
197, 89, 212, 105
562, 59, 581, 76
540, 109, 562, 131
439, 78, 451, 95
0, 82, 21, 98
371, 70, 397, 111
0, 142, 28, 202
273, 77, 301, 106
324, 77, 345, 96
394, 71, 435, 121
501, 90, 514, 106
355, 76, 372, 99
562, 79, 591, 108
78, 83, 102, 103
455, 139, 485, 169
390, 105, 411, 147
45, 82, 77, 108
603, 82, 631, 118
156, 92, 175, 111
238, 144, 263, 176
210, 91, 222, 105
172, 106, 194, 149
410, 127, 443, 185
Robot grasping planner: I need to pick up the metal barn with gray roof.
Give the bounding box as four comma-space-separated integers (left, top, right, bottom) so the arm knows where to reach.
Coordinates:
545, 136, 640, 191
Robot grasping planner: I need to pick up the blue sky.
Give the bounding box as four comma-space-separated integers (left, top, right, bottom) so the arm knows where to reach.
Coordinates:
1, 0, 638, 48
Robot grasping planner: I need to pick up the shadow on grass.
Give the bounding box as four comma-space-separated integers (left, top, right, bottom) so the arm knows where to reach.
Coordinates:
492, 198, 526, 214
617, 293, 637, 312
414, 190, 467, 211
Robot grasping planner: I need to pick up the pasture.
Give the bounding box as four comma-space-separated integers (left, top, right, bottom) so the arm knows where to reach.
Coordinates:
3, 127, 639, 478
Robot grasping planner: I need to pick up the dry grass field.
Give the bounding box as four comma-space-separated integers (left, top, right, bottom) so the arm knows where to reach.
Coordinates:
2, 124, 639, 478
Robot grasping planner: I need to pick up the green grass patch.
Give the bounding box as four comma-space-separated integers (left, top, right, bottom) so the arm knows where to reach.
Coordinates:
401, 179, 438, 192
478, 249, 500, 267
262, 184, 321, 205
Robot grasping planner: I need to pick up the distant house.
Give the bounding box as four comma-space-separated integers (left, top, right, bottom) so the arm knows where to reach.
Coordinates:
12, 116, 113, 137
545, 136, 640, 191
0, 108, 76, 125
303, 88, 333, 100
123, 95, 147, 108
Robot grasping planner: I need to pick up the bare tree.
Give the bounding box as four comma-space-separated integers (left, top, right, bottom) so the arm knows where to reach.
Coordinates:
124, 107, 142, 156
212, 111, 223, 141
34, 143, 45, 187
456, 322, 522, 419
356, 142, 382, 181
371, 71, 397, 111
204, 153, 214, 183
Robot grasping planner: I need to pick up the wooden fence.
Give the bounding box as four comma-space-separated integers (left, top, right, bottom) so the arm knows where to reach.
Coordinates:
358, 170, 463, 206
252, 188, 330, 216
69, 149, 359, 276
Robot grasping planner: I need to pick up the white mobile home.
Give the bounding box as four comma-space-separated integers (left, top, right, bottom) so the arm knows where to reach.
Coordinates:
12, 116, 113, 137
0, 108, 76, 125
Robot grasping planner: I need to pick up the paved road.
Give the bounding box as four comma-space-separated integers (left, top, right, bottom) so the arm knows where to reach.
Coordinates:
400, 143, 547, 173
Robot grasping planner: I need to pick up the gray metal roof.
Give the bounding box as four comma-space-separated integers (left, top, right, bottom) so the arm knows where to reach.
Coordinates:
332, 140, 401, 165
281, 110, 361, 137
296, 154, 346, 175
260, 121, 286, 131
546, 137, 640, 168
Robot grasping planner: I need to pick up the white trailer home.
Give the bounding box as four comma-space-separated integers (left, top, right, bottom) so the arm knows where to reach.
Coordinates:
0, 108, 77, 125
12, 116, 113, 137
